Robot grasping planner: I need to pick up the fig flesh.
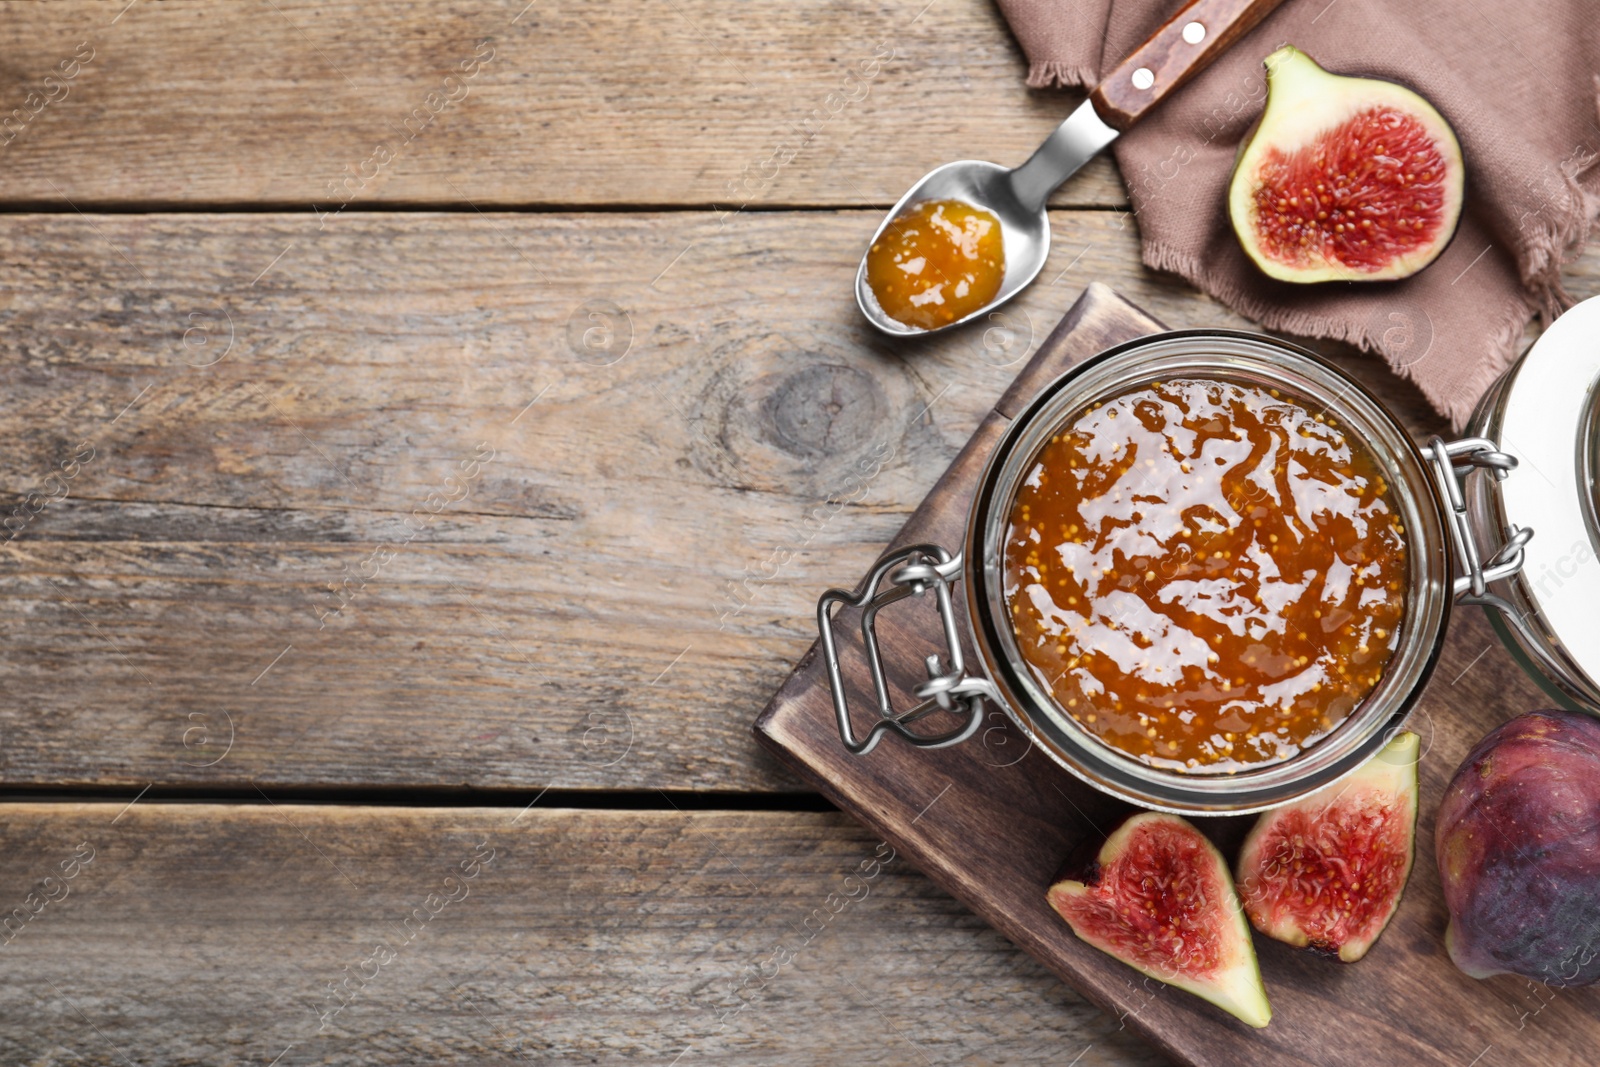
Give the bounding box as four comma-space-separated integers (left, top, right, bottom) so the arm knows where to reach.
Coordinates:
1046, 812, 1270, 1028
1437, 709, 1600, 986
1235, 730, 1418, 963
1228, 46, 1464, 283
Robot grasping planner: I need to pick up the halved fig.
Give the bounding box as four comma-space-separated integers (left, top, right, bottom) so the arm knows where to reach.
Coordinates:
1046, 812, 1270, 1028
1228, 46, 1464, 283
1236, 730, 1419, 962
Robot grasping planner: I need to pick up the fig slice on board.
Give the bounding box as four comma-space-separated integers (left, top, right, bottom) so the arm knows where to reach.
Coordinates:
1228, 46, 1464, 283
1236, 730, 1419, 963
1046, 812, 1270, 1028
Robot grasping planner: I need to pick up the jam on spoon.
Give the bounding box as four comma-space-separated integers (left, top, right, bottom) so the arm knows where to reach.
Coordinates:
864, 199, 1005, 330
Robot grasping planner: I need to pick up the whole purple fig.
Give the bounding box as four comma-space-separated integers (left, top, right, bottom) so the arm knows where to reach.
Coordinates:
1436, 709, 1600, 985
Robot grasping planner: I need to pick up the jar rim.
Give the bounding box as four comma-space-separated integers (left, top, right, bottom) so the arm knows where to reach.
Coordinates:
963, 329, 1452, 814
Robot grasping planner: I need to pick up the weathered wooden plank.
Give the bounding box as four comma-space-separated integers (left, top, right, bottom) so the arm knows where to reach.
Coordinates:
1, 208, 1586, 794
0, 802, 1170, 1066
0, 0, 1126, 209
0, 208, 1255, 794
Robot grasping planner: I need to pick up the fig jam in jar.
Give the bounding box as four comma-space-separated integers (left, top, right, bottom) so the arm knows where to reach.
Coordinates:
1003, 378, 1408, 773
821, 330, 1467, 813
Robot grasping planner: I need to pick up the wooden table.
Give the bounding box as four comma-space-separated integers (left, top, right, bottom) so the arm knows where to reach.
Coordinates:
2, 4, 1593, 1064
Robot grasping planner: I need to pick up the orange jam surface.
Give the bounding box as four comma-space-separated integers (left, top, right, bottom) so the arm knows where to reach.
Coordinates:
1004, 378, 1408, 773
865, 199, 1004, 330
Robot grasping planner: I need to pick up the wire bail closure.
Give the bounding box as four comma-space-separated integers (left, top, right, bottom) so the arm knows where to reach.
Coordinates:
818, 543, 998, 756
1422, 435, 1533, 606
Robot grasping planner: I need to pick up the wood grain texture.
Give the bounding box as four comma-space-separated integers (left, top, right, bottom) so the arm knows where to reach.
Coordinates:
0, 208, 1295, 795
0, 801, 1170, 1067
2, 206, 1590, 796
0, 0, 1127, 210
4, 3, 1596, 1066
1090, 0, 1285, 130
756, 284, 1599, 1067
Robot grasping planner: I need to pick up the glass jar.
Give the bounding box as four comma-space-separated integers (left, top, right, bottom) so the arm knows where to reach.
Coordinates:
819, 327, 1557, 814
1463, 294, 1600, 710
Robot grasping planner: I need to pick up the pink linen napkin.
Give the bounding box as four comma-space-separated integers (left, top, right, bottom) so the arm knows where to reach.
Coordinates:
998, 0, 1600, 427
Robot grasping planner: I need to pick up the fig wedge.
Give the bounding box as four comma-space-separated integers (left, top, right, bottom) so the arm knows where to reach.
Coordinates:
1236, 730, 1419, 962
1047, 812, 1270, 1028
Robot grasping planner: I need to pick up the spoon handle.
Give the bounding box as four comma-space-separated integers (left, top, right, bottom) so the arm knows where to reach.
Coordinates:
1089, 0, 1285, 131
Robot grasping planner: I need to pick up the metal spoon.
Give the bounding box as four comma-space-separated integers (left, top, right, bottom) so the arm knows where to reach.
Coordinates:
856, 0, 1284, 337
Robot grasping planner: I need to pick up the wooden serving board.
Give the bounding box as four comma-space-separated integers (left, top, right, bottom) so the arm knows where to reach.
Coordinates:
754, 283, 1600, 1067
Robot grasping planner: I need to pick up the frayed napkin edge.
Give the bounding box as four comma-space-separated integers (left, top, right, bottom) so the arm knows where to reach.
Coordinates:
1025, 62, 1096, 91
1141, 239, 1535, 432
